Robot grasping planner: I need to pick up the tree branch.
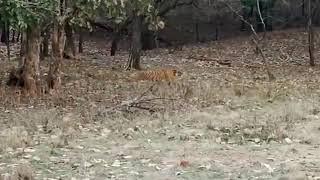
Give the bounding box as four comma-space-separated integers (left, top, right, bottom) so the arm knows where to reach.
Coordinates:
220, 0, 275, 81
158, 0, 195, 16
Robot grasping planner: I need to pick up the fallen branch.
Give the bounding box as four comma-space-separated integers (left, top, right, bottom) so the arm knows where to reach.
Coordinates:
188, 54, 232, 66
106, 84, 177, 113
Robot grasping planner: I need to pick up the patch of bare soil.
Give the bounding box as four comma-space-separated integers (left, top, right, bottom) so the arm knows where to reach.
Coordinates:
1, 29, 320, 179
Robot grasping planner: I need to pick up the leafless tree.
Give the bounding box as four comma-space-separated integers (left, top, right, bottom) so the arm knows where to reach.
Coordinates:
307, 0, 315, 66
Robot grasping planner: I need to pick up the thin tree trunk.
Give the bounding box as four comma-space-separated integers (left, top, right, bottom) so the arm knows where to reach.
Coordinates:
302, 0, 305, 16
11, 30, 15, 43
40, 28, 50, 59
308, 0, 315, 66
47, 0, 65, 92
63, 22, 76, 59
43, 29, 50, 57
6, 32, 26, 87
47, 21, 65, 92
5, 21, 10, 61
195, 21, 200, 42
1, 23, 9, 43
223, 1, 275, 81
215, 20, 220, 40
22, 25, 41, 96
19, 32, 27, 67
141, 30, 156, 50
78, 29, 83, 53
110, 21, 130, 56
111, 30, 121, 56
16, 30, 21, 42
126, 15, 143, 70
0, 30, 4, 43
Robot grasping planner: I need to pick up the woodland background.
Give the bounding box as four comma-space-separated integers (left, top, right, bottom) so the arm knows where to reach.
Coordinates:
1, 0, 320, 179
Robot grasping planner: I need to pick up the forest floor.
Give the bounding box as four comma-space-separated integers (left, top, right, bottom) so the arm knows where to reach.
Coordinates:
1, 28, 320, 179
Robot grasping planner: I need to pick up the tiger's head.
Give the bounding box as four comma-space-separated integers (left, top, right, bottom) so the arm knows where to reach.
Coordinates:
172, 69, 183, 77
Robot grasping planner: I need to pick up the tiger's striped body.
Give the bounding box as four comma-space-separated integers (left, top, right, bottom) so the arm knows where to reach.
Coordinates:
130, 69, 182, 82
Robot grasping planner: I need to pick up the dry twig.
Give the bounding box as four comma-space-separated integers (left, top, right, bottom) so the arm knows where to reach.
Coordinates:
220, 0, 275, 81
106, 83, 177, 113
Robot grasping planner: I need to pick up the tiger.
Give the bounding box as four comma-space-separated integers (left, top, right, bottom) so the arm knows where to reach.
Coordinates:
129, 68, 183, 82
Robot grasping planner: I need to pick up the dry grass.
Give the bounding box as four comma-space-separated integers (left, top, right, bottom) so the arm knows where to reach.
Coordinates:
0, 126, 31, 152
0, 164, 34, 180
1, 29, 320, 178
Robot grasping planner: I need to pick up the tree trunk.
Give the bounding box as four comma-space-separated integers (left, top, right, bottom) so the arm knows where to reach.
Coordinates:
194, 21, 200, 42
63, 22, 76, 59
6, 32, 26, 88
19, 32, 27, 67
40, 28, 50, 60
111, 31, 121, 56
11, 30, 15, 43
141, 30, 156, 50
5, 21, 10, 61
1, 23, 9, 43
302, 0, 305, 16
215, 19, 220, 40
308, 0, 315, 66
43, 29, 50, 56
265, 0, 274, 31
78, 29, 83, 53
47, 0, 65, 92
256, 0, 274, 32
256, 1, 265, 33
0, 28, 4, 43
241, 4, 254, 31
126, 15, 143, 70
111, 21, 130, 56
16, 30, 21, 42
47, 21, 65, 92
22, 25, 41, 96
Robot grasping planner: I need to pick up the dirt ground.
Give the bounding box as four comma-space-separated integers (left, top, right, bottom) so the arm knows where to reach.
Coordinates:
1, 29, 320, 180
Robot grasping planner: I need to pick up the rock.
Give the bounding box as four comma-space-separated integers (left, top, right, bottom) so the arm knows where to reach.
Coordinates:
32, 156, 41, 161
84, 162, 93, 168
284, 138, 293, 144
215, 137, 222, 143
89, 148, 101, 153
140, 159, 151, 164
24, 148, 35, 153
49, 156, 59, 162
23, 154, 32, 159
111, 160, 121, 167
243, 128, 254, 135
305, 115, 319, 120
6, 147, 13, 152
123, 155, 132, 159
148, 163, 157, 167
101, 128, 111, 137
129, 171, 139, 175
198, 164, 211, 170
75, 145, 84, 150
155, 166, 161, 170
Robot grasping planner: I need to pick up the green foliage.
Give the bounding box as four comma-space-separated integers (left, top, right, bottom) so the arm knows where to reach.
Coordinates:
0, 0, 55, 30
241, 0, 256, 7
67, 0, 102, 30
241, 0, 276, 8
0, 0, 165, 33
100, 0, 165, 31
